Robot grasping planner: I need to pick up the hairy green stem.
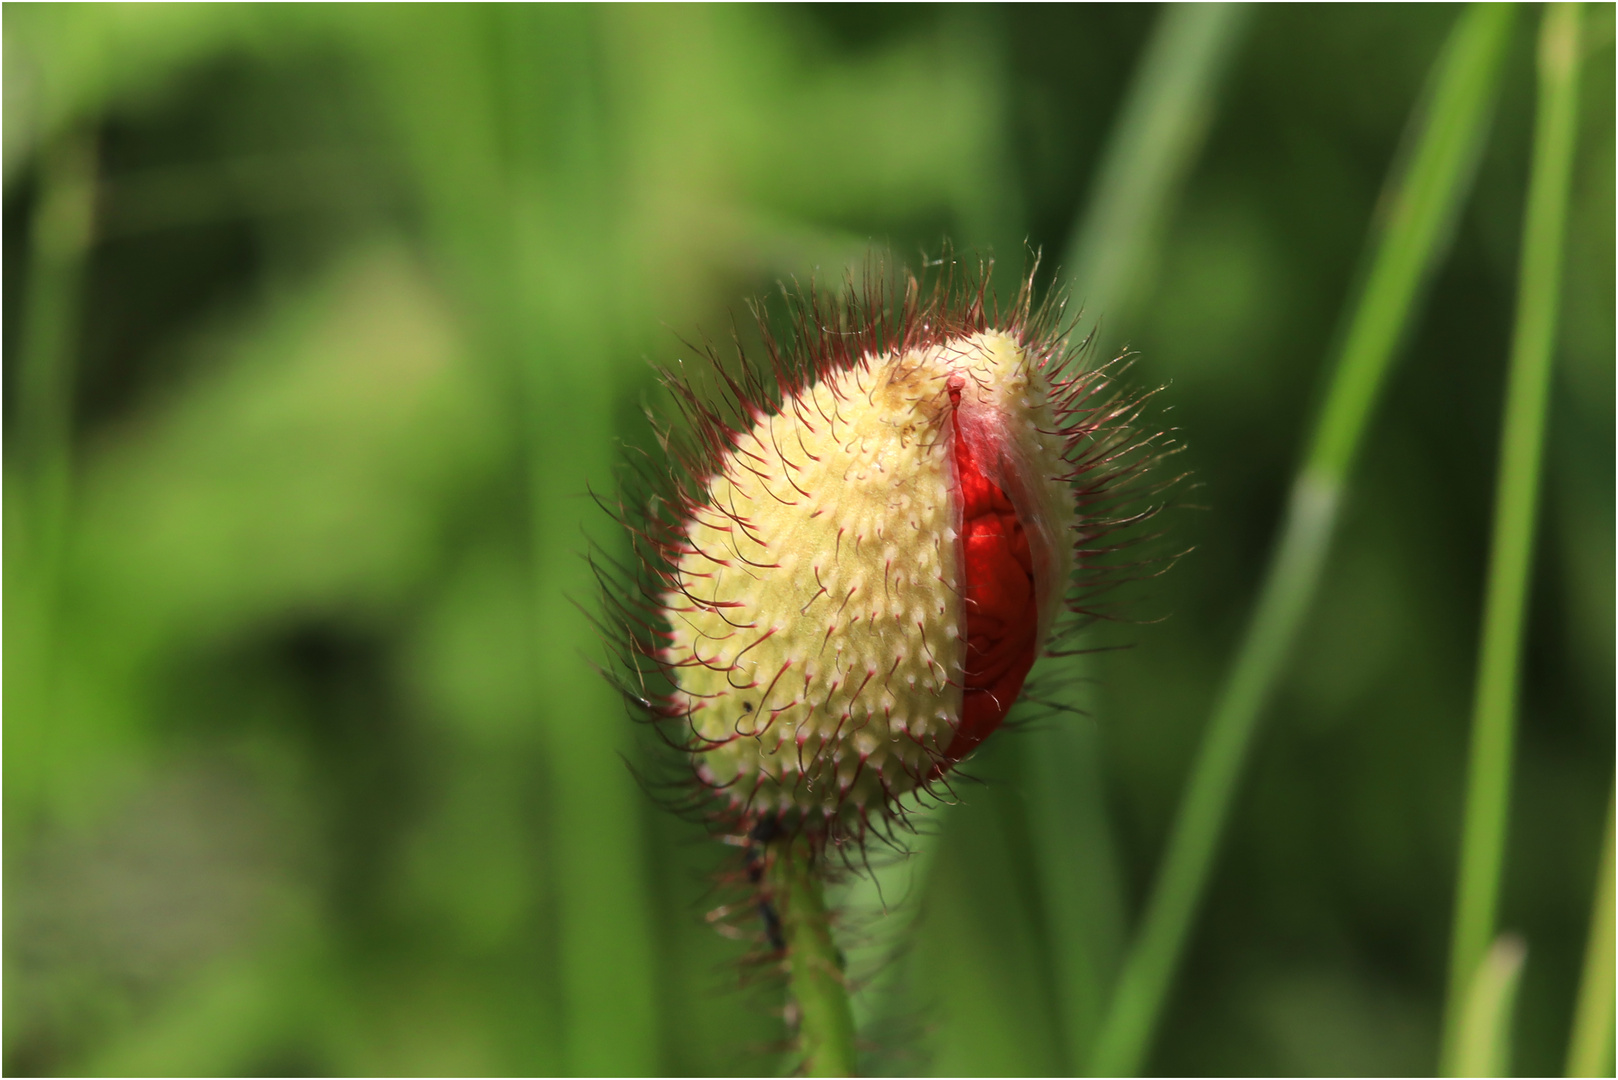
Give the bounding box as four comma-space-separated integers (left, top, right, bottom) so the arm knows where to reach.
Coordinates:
774, 839, 858, 1077
1441, 6, 1583, 1072
1088, 7, 1512, 1075
1565, 783, 1616, 1078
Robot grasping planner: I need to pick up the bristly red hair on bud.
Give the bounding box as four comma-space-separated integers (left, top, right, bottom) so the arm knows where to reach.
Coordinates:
590, 252, 1178, 868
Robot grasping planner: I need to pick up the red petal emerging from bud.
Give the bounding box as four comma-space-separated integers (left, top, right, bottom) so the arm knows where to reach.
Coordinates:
946, 384, 1041, 762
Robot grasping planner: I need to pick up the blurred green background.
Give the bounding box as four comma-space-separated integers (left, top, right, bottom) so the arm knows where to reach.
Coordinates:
4, 4, 1612, 1076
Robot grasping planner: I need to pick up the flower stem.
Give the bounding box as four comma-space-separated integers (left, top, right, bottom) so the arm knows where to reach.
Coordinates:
773, 837, 857, 1077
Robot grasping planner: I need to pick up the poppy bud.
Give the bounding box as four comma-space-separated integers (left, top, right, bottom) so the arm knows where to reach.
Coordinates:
606, 263, 1160, 844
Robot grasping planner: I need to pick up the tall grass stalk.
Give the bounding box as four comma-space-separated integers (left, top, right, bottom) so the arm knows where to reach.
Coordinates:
1062, 3, 1249, 349
19, 132, 95, 507
1441, 6, 1583, 1073
1565, 783, 1616, 1078
1088, 7, 1513, 1075
15, 129, 97, 807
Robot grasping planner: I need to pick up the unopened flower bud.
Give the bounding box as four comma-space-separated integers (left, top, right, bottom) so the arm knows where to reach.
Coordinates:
607, 266, 1161, 843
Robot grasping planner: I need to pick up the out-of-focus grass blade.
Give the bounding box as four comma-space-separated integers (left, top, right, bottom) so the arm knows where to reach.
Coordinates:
1441, 6, 1584, 1073
1565, 782, 1616, 1078
1451, 935, 1529, 1078
8, 129, 96, 823
16, 132, 94, 503
1088, 6, 1514, 1075
1062, 2, 1250, 348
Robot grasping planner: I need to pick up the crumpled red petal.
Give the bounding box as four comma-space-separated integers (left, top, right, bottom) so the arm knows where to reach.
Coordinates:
945, 397, 1040, 762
